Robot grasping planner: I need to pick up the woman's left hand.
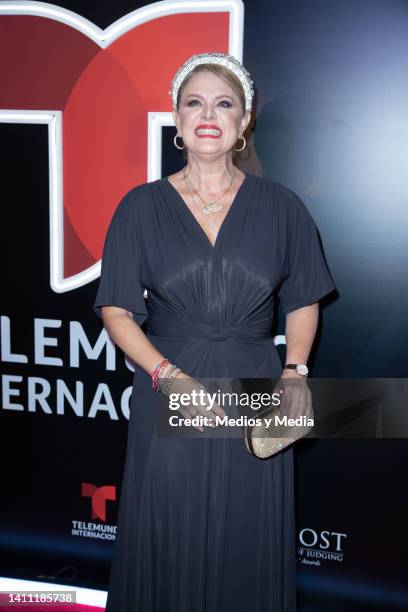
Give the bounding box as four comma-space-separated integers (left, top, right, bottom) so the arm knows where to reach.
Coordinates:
274, 375, 313, 422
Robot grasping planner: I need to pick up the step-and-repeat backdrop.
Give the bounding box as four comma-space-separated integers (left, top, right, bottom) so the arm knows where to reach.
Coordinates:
1, 1, 407, 609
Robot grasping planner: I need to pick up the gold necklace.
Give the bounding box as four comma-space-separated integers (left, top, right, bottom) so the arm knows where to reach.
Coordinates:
182, 166, 236, 214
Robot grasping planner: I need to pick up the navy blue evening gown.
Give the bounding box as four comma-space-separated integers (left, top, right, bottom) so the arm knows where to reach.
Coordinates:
93, 172, 336, 611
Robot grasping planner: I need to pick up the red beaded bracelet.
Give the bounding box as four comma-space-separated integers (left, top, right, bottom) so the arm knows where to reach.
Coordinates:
151, 358, 169, 391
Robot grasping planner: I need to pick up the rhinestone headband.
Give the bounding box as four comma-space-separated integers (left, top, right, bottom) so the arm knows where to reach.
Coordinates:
169, 52, 254, 111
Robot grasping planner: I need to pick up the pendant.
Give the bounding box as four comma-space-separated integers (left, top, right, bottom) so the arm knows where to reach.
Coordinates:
203, 202, 225, 214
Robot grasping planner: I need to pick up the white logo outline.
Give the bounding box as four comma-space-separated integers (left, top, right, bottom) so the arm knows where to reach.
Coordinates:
0, 0, 245, 292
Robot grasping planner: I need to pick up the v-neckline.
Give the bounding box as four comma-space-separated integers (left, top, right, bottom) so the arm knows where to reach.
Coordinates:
164, 171, 249, 251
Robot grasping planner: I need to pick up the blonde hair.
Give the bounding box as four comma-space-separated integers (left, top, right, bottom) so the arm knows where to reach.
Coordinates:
176, 63, 246, 114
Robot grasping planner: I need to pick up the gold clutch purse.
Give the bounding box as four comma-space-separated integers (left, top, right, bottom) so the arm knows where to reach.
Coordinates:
244, 378, 314, 459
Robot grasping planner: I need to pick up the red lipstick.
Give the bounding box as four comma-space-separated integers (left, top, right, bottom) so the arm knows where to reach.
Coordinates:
194, 124, 222, 138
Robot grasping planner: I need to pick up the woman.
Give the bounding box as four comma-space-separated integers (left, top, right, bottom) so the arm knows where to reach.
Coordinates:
94, 52, 336, 612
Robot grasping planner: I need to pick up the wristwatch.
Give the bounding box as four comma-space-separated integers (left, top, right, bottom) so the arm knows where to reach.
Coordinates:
284, 363, 309, 377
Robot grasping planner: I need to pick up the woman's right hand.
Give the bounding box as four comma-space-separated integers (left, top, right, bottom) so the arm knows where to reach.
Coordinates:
159, 371, 226, 432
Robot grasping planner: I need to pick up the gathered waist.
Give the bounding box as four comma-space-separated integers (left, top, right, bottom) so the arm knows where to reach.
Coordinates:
147, 311, 272, 342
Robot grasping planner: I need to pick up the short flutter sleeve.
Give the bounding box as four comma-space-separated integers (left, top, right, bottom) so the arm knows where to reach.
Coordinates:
93, 189, 148, 326
277, 185, 336, 315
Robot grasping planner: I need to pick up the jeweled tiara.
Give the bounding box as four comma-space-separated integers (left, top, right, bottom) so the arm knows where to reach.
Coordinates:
169, 52, 254, 111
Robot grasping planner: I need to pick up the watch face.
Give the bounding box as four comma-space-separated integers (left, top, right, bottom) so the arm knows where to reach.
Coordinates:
296, 364, 308, 376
